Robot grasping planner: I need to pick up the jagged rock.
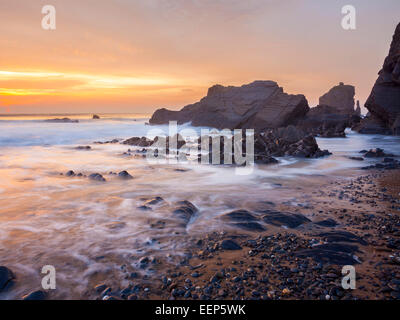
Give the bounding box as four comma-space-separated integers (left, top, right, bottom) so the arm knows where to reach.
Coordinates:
254, 126, 331, 158
150, 81, 310, 131
357, 23, 400, 135
319, 82, 356, 114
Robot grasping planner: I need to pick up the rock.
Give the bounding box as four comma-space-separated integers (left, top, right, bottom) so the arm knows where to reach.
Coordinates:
314, 219, 338, 227
89, 173, 106, 182
355, 100, 361, 116
222, 210, 258, 222
92, 114, 100, 119
296, 105, 356, 138
76, 146, 91, 150
255, 126, 331, 158
0, 266, 15, 292
144, 197, 164, 206
261, 210, 311, 228
173, 201, 198, 222
94, 283, 107, 293
349, 157, 364, 161
149, 81, 310, 131
221, 210, 266, 231
233, 222, 266, 232
318, 231, 367, 245
295, 243, 360, 265
363, 148, 394, 158
118, 171, 133, 179
138, 205, 152, 211
353, 114, 392, 135
220, 240, 242, 250
22, 290, 46, 300
319, 82, 356, 114
122, 136, 153, 147
44, 118, 79, 123
65, 170, 75, 177
357, 23, 400, 135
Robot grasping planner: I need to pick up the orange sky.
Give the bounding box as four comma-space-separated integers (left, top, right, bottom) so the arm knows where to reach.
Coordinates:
0, 0, 399, 114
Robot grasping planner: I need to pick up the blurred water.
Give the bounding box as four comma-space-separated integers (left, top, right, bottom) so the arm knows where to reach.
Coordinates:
0, 119, 399, 299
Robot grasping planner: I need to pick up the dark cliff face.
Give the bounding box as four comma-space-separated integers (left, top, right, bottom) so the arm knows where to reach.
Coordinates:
360, 22, 400, 135
149, 81, 310, 131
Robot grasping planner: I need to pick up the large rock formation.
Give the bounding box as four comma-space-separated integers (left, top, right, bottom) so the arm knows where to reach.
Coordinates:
355, 22, 400, 135
150, 81, 310, 131
319, 82, 356, 114
294, 82, 361, 137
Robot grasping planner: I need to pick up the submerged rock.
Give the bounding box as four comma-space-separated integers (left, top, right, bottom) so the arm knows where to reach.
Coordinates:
89, 173, 106, 182
295, 243, 360, 265
318, 231, 367, 245
233, 222, 266, 232
118, 171, 133, 179
144, 197, 164, 206
314, 218, 338, 227
122, 136, 153, 147
261, 210, 311, 228
76, 146, 91, 150
362, 148, 395, 158
220, 240, 242, 250
65, 170, 75, 177
222, 210, 258, 222
44, 118, 79, 123
0, 266, 15, 292
22, 290, 46, 300
173, 201, 198, 222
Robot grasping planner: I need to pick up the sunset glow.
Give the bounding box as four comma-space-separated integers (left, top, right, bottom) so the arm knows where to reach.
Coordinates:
0, 0, 399, 114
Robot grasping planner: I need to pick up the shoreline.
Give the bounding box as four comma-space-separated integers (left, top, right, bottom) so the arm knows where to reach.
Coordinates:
86, 169, 400, 301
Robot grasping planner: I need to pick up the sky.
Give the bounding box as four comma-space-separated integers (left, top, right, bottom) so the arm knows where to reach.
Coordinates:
0, 0, 399, 114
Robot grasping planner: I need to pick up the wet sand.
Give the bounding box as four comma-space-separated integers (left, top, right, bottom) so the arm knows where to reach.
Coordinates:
88, 169, 400, 300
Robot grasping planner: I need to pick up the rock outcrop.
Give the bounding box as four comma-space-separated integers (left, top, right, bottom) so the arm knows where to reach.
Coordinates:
296, 104, 361, 138
294, 83, 360, 138
150, 81, 310, 131
356, 23, 400, 135
319, 82, 356, 114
